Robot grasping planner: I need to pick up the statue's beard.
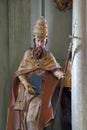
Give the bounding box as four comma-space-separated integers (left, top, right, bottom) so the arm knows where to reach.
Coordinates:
33, 47, 46, 59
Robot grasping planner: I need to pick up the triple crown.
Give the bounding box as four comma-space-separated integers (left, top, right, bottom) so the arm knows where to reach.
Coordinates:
33, 16, 48, 39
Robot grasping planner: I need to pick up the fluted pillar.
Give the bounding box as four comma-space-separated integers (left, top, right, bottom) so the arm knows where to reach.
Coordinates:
72, 0, 87, 130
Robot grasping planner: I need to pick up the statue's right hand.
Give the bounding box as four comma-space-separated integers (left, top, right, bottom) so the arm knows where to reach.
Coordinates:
24, 81, 36, 94
28, 86, 35, 94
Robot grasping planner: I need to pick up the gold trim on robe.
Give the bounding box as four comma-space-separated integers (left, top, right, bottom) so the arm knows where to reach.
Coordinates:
17, 49, 61, 73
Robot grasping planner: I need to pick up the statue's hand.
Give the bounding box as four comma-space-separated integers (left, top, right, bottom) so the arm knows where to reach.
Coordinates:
58, 71, 65, 79
28, 86, 35, 94
53, 69, 65, 79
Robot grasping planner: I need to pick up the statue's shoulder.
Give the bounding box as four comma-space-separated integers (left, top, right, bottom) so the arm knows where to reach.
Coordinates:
45, 50, 50, 55
24, 48, 33, 55
45, 50, 54, 58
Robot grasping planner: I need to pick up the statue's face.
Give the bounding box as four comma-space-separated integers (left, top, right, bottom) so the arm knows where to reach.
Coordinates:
35, 38, 47, 48
33, 38, 47, 59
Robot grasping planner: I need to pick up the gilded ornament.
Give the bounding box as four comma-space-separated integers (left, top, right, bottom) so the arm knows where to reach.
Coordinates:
55, 0, 72, 11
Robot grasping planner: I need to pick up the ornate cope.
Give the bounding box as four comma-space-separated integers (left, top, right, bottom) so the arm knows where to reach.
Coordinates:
18, 49, 61, 73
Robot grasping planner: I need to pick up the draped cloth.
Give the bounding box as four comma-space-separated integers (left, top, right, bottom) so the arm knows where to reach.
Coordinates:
6, 49, 61, 130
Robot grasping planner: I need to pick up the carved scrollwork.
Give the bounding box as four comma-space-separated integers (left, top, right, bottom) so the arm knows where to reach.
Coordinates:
55, 0, 72, 11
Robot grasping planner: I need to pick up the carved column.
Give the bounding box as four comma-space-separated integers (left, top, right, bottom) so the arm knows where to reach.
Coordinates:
72, 0, 87, 130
